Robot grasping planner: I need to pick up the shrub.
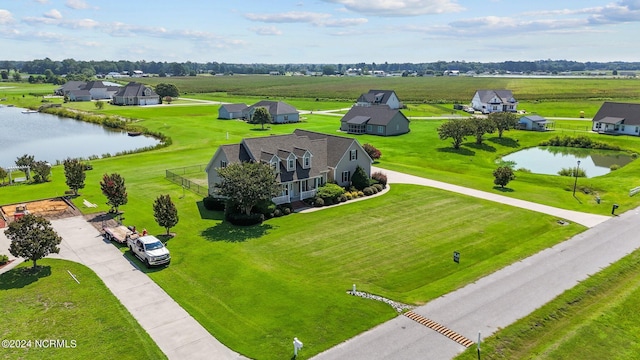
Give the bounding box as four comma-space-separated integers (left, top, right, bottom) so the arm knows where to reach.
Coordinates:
363, 143, 382, 160
203, 196, 226, 211
344, 192, 353, 200
226, 212, 264, 226
357, 191, 364, 197
373, 183, 384, 192
314, 197, 324, 207
253, 199, 276, 215
558, 167, 587, 177
339, 194, 347, 202
323, 197, 334, 206
283, 207, 291, 215
316, 183, 345, 199
363, 187, 375, 196
0, 254, 8, 265
273, 209, 282, 217
610, 164, 620, 171
351, 166, 370, 191
371, 171, 387, 187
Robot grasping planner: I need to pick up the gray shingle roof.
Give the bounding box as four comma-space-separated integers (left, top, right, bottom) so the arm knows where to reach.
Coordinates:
592, 102, 640, 126
341, 105, 405, 126
357, 89, 398, 105
249, 101, 298, 116
113, 82, 158, 97
220, 103, 248, 112
293, 129, 356, 167
476, 90, 516, 104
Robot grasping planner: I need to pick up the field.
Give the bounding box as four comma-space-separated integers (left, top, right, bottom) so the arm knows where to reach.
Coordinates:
0, 259, 165, 360
2, 76, 640, 358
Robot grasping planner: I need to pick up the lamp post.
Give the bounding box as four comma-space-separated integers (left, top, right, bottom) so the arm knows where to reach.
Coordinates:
572, 160, 581, 196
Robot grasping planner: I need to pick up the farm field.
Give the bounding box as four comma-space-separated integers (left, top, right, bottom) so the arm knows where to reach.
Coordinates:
2, 76, 640, 358
0, 259, 165, 360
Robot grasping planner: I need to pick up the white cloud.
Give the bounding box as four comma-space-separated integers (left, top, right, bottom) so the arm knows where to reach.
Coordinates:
0, 9, 14, 24
245, 11, 331, 23
65, 0, 90, 10
323, 0, 464, 16
44, 9, 63, 20
251, 26, 283, 36
34, 0, 50, 4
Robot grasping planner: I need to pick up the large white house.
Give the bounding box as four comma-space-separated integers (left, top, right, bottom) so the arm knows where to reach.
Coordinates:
592, 102, 640, 136
471, 90, 518, 114
205, 130, 372, 205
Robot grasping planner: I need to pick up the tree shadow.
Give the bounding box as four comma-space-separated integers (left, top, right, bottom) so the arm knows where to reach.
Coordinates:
196, 201, 224, 220
436, 147, 475, 156
465, 142, 496, 152
201, 221, 276, 243
0, 265, 52, 290
488, 137, 520, 148
493, 186, 514, 192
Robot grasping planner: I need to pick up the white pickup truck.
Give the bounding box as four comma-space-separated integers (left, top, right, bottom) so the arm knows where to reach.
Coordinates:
127, 235, 171, 268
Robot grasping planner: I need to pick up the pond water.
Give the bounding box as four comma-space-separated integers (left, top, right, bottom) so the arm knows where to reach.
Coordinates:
0, 105, 159, 168
501, 146, 634, 178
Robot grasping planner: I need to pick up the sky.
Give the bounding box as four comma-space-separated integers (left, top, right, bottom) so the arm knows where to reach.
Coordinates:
2, 0, 640, 64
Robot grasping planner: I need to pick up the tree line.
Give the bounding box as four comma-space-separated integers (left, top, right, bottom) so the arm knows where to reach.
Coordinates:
3, 58, 640, 80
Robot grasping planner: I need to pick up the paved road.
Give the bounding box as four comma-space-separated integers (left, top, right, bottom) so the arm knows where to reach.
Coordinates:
1, 217, 246, 360
312, 170, 637, 360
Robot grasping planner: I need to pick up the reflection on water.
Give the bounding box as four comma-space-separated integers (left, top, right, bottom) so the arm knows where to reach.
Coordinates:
0, 106, 159, 167
501, 146, 634, 178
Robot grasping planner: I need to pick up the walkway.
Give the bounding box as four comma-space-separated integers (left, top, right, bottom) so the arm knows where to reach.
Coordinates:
374, 166, 609, 228
1, 216, 246, 360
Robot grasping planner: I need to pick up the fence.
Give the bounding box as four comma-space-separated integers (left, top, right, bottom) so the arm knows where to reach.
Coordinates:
165, 164, 209, 197
631, 186, 640, 197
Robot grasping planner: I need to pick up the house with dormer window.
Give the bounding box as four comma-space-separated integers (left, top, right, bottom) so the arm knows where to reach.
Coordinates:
205, 130, 372, 205
112, 82, 159, 106
356, 89, 402, 109
471, 90, 518, 114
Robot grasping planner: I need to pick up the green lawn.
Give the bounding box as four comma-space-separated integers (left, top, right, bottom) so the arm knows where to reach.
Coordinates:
455, 248, 640, 360
0, 259, 165, 360
3, 79, 640, 358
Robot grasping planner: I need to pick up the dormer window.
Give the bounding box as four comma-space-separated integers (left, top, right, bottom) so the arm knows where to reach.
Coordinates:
303, 156, 310, 168
286, 153, 297, 171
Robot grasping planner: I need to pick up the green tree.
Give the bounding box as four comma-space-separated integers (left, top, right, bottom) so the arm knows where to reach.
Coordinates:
215, 162, 280, 216
63, 158, 86, 195
489, 112, 518, 138
155, 83, 179, 98
351, 165, 370, 190
95, 100, 105, 110
437, 119, 471, 149
15, 154, 35, 180
363, 143, 382, 161
31, 161, 51, 183
100, 173, 128, 214
251, 107, 272, 130
153, 194, 179, 236
468, 117, 496, 145
0, 70, 8, 80
493, 166, 516, 188
12, 72, 22, 82
6, 214, 62, 269
0, 167, 7, 184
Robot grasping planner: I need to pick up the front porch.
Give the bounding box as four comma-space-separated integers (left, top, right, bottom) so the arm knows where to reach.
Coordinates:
272, 177, 323, 205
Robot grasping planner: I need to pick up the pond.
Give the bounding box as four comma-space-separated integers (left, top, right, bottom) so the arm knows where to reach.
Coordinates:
501, 146, 634, 178
0, 106, 159, 168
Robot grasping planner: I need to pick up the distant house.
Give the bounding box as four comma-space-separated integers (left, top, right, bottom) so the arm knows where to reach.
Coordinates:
55, 81, 85, 96
471, 90, 518, 114
67, 89, 92, 102
218, 103, 248, 119
244, 101, 299, 123
82, 81, 120, 100
518, 115, 552, 131
340, 105, 410, 136
591, 102, 640, 136
356, 89, 402, 109
112, 82, 159, 106
205, 129, 372, 204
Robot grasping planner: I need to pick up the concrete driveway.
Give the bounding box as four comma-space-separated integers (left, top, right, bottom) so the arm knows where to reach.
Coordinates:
1, 216, 246, 360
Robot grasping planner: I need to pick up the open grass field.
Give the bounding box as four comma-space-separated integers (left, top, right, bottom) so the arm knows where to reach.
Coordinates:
0, 259, 165, 360
2, 77, 640, 358
455, 248, 640, 360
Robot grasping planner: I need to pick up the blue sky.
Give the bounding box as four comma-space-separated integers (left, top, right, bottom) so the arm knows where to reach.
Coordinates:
2, 0, 640, 63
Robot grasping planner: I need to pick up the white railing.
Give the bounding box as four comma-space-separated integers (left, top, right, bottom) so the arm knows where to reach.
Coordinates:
630, 186, 640, 197
300, 189, 317, 200
272, 195, 290, 205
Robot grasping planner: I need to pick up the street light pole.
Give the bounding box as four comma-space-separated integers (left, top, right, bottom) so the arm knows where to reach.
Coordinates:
572, 160, 581, 196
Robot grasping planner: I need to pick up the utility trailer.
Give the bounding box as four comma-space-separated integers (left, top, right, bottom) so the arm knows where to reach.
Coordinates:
103, 225, 138, 244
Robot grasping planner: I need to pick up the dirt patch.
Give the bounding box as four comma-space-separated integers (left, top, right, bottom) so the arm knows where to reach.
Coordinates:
1, 198, 81, 223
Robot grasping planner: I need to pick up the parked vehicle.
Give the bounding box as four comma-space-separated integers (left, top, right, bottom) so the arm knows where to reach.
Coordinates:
127, 235, 171, 268
103, 225, 138, 244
